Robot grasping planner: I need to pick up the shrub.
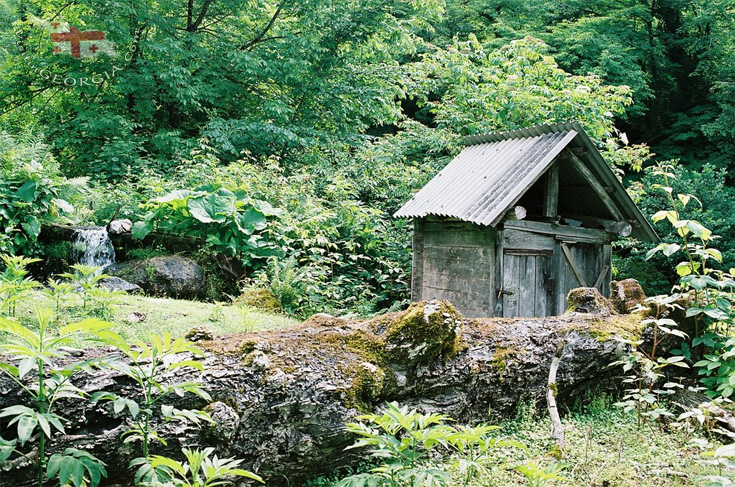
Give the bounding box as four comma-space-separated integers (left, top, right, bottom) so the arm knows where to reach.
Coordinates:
0, 132, 90, 256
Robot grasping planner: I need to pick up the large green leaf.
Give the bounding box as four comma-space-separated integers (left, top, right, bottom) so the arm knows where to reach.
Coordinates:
21, 216, 40, 239
187, 192, 235, 223
15, 181, 37, 203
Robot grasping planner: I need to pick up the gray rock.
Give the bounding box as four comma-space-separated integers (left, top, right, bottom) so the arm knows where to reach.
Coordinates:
126, 311, 147, 323
107, 219, 132, 235
566, 287, 616, 315
99, 276, 143, 294
611, 279, 647, 314
107, 255, 205, 299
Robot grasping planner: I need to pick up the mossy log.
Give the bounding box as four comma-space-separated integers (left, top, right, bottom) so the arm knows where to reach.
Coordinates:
0, 301, 645, 486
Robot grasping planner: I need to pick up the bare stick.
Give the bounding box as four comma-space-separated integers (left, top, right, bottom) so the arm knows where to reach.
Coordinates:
547, 339, 566, 451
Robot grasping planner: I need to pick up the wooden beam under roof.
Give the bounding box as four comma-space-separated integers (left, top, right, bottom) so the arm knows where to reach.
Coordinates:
561, 152, 625, 221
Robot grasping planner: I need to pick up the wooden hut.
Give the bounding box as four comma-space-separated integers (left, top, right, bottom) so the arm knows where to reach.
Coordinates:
395, 122, 658, 318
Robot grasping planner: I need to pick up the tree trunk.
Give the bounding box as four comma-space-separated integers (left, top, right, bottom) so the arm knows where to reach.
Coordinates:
0, 301, 643, 486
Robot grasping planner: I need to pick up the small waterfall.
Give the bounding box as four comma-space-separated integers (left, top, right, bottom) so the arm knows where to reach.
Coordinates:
72, 227, 115, 271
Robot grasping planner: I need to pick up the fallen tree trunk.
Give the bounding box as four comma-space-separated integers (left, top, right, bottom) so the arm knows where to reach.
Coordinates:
0, 301, 644, 486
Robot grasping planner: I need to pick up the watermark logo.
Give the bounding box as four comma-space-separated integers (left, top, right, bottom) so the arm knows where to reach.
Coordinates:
16, 16, 138, 87
51, 27, 115, 59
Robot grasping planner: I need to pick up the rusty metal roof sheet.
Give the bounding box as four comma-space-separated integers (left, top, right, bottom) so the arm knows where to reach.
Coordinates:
394, 121, 658, 242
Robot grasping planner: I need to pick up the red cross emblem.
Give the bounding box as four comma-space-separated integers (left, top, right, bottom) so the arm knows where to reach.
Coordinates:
50, 26, 106, 59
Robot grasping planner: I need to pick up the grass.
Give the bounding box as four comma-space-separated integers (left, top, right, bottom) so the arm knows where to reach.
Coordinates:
307, 396, 731, 487
2, 289, 299, 344
483, 399, 722, 487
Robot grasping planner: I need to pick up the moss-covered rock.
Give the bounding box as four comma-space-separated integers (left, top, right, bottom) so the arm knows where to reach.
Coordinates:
610, 279, 647, 314
341, 362, 386, 411
184, 326, 214, 342
384, 300, 464, 366
566, 287, 616, 316
234, 288, 282, 313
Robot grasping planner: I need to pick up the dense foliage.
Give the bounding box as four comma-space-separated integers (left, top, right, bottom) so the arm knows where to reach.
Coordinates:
0, 0, 734, 312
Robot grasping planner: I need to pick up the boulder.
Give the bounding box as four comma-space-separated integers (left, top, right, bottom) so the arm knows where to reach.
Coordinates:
611, 279, 647, 314
566, 287, 616, 316
99, 276, 143, 294
107, 219, 133, 235
107, 255, 205, 299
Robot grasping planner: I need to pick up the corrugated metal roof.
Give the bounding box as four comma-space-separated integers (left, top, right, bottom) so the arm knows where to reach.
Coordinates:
394, 121, 659, 242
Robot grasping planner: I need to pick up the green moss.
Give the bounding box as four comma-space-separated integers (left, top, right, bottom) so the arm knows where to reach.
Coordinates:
340, 361, 386, 412
491, 347, 519, 378
384, 301, 464, 365
239, 340, 257, 355
581, 315, 646, 342
234, 288, 282, 313
548, 443, 564, 459
344, 330, 387, 363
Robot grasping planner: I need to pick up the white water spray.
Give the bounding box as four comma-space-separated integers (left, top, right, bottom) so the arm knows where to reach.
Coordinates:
72, 227, 115, 271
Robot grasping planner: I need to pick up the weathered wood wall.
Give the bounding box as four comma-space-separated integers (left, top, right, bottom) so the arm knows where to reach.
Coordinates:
412, 218, 614, 318
413, 219, 495, 317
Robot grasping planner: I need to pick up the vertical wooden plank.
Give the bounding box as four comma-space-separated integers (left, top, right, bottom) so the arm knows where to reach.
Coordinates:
602, 244, 612, 297
411, 219, 424, 302
561, 243, 587, 287
543, 162, 560, 218
494, 231, 504, 317
535, 255, 549, 317
488, 229, 497, 315
518, 255, 536, 317
553, 240, 565, 315
503, 254, 520, 318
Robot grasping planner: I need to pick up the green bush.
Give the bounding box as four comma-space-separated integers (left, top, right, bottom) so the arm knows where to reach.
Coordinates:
0, 132, 91, 256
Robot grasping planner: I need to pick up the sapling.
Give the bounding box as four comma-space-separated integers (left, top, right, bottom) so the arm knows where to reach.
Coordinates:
0, 309, 122, 487
146, 447, 263, 486
91, 332, 214, 483
0, 254, 41, 316
60, 264, 109, 310
337, 402, 522, 487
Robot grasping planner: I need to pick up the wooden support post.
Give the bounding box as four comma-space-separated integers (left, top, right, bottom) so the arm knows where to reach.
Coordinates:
411, 220, 424, 301
594, 265, 610, 291
544, 162, 559, 219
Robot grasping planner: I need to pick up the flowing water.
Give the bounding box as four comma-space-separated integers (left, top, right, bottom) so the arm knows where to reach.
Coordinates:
72, 226, 115, 271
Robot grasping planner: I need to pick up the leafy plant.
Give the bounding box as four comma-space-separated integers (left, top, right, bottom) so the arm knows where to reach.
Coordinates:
0, 133, 90, 256
644, 163, 735, 398
0, 309, 121, 487
0, 254, 41, 316
336, 402, 519, 487
132, 185, 280, 265
46, 448, 109, 487
90, 332, 213, 482
145, 447, 263, 487
60, 264, 109, 310
42, 278, 77, 316
514, 461, 567, 487
698, 443, 735, 487
446, 424, 525, 486
612, 295, 690, 425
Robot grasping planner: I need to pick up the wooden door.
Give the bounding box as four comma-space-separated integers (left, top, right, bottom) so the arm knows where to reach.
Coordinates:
553, 240, 612, 314
501, 250, 553, 318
